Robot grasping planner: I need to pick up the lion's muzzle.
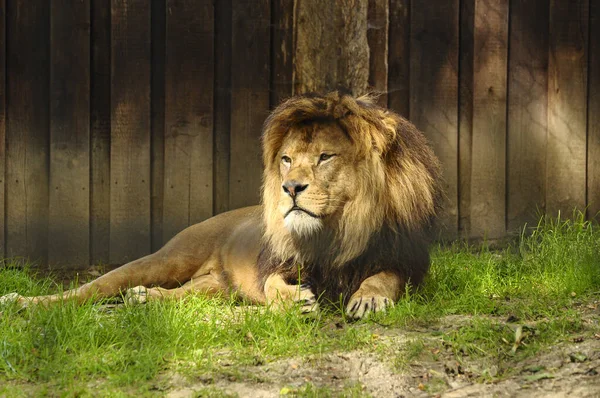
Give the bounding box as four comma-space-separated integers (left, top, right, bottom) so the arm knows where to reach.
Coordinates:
282, 180, 309, 198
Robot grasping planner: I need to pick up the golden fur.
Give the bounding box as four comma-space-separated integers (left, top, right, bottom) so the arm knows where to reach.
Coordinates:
0, 92, 441, 319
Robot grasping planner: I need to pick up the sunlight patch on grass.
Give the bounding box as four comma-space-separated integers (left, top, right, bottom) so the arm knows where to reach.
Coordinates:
382, 212, 600, 324
0, 289, 373, 389
0, 212, 598, 393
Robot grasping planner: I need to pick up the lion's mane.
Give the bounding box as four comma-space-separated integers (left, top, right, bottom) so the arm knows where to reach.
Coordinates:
258, 92, 441, 303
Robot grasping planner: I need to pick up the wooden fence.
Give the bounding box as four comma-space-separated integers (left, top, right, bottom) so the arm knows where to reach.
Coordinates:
0, 0, 598, 268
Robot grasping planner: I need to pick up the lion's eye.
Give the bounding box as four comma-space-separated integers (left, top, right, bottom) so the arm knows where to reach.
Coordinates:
281, 155, 292, 166
319, 153, 335, 163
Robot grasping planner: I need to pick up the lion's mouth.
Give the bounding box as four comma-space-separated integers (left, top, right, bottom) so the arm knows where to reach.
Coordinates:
285, 206, 321, 219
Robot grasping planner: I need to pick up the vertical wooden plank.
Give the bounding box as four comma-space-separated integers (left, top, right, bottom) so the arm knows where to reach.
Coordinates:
388, 0, 410, 117
163, 0, 214, 243
410, 0, 459, 238
470, 0, 508, 239
271, 0, 294, 108
91, 0, 111, 265
458, 0, 474, 237
49, 0, 91, 268
151, 0, 165, 252
547, 0, 589, 217
229, 0, 270, 209
367, 0, 389, 106
110, 0, 151, 263
588, 0, 600, 220
0, 0, 5, 259
6, 2, 49, 263
213, 0, 232, 215
507, 0, 549, 231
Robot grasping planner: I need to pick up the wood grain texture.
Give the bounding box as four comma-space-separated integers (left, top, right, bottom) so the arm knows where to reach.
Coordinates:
163, 0, 214, 244
6, 1, 50, 263
0, 0, 5, 258
2, 0, 599, 266
213, 0, 232, 215
271, 0, 294, 108
470, 0, 508, 239
367, 0, 389, 106
588, 0, 600, 220
49, 0, 91, 268
151, 0, 165, 252
507, 0, 549, 231
388, 0, 410, 117
91, 0, 111, 265
229, 0, 270, 209
110, 0, 151, 264
458, 0, 474, 237
547, 0, 589, 217
410, 0, 459, 238
294, 0, 369, 95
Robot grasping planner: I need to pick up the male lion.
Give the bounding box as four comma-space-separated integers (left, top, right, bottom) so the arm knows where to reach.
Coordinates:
1, 92, 441, 319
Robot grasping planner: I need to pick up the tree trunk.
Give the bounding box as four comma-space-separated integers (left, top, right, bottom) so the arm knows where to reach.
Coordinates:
293, 0, 370, 96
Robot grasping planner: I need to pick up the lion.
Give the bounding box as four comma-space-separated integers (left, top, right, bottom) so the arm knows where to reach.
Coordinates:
0, 92, 441, 319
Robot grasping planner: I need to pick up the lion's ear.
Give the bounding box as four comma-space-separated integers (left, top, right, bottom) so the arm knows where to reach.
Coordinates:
368, 113, 400, 157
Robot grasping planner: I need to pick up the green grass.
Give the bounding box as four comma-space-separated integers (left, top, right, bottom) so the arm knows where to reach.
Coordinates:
382, 211, 600, 323
380, 212, 600, 382
279, 382, 368, 397
0, 295, 373, 393
1, 212, 599, 395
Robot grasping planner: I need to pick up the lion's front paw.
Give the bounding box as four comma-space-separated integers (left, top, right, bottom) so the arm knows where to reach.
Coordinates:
295, 284, 319, 313
346, 295, 392, 319
124, 286, 148, 305
266, 282, 319, 313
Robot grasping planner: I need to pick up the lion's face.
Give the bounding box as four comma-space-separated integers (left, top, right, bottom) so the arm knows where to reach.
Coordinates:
261, 92, 440, 266
276, 122, 356, 236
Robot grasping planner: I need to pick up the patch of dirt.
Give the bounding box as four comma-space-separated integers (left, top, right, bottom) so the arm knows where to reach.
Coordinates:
439, 337, 600, 398
164, 310, 600, 397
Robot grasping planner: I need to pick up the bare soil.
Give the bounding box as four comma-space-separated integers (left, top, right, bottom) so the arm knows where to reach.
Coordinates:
164, 313, 600, 398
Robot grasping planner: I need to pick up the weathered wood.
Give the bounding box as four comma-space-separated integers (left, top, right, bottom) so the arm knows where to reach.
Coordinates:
458, 0, 474, 237
151, 0, 165, 251
49, 0, 91, 268
2, 0, 600, 266
294, 0, 370, 95
367, 0, 389, 106
271, 0, 294, 107
547, 0, 589, 217
229, 0, 270, 209
6, 1, 50, 263
507, 0, 549, 231
410, 0, 460, 238
387, 0, 410, 117
163, 0, 214, 244
0, 0, 5, 258
91, 0, 111, 265
589, 0, 600, 220
213, 0, 232, 215
470, 0, 508, 239
110, 0, 151, 264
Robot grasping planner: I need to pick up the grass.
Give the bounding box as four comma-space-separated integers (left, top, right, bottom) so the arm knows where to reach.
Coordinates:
1, 212, 599, 395
388, 211, 600, 322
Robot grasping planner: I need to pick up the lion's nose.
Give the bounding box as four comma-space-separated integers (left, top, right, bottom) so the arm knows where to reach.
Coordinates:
282, 180, 308, 198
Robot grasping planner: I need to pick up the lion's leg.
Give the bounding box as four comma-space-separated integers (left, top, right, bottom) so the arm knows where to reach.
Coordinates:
0, 253, 184, 309
123, 273, 228, 304
263, 274, 318, 313
346, 271, 403, 319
